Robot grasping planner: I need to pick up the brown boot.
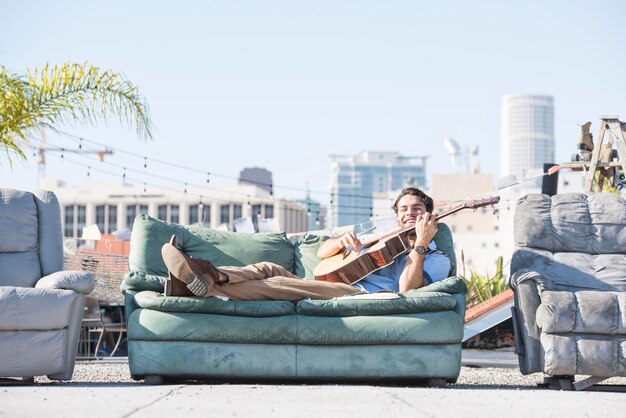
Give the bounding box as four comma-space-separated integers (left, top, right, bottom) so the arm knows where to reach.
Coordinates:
161, 235, 226, 297
164, 272, 195, 297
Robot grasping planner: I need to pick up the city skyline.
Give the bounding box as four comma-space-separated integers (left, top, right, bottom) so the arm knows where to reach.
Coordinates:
2, 1, 626, 205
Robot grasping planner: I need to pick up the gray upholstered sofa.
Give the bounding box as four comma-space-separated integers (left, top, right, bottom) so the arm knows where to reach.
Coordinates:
0, 189, 95, 381
510, 193, 626, 390
123, 214, 467, 384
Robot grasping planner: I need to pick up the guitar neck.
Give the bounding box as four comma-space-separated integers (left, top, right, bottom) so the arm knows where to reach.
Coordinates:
389, 197, 499, 238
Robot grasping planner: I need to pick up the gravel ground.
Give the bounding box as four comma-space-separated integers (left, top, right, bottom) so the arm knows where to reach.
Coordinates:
30, 360, 625, 389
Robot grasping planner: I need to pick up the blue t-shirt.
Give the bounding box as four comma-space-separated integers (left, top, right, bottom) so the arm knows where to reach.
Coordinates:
352, 241, 451, 293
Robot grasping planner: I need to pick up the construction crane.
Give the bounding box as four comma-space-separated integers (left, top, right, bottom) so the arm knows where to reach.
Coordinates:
37, 142, 113, 179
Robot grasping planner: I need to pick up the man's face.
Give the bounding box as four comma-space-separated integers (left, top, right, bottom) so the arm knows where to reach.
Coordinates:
396, 194, 428, 227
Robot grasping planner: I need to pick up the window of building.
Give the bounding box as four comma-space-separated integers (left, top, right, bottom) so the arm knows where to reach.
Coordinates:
220, 204, 230, 224
126, 206, 137, 228
233, 204, 242, 220
251, 204, 261, 228
107, 205, 117, 233
265, 204, 274, 219
202, 204, 210, 226
188, 205, 199, 224
158, 205, 167, 221
170, 205, 179, 224
188, 204, 210, 225
76, 205, 86, 237
64, 206, 74, 237
96, 205, 105, 235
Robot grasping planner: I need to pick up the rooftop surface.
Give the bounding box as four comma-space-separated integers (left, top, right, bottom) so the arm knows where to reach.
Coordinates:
2, 352, 625, 418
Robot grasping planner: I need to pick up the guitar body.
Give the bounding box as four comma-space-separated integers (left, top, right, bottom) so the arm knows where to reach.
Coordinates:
313, 234, 411, 284
313, 196, 500, 284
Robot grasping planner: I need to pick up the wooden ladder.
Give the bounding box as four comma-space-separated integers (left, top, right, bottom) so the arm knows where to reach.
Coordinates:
560, 116, 626, 192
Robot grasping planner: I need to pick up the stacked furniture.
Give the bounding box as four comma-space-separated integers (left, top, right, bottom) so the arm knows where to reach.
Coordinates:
123, 214, 467, 384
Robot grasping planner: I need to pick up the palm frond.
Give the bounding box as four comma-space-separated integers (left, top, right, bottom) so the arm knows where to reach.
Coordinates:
0, 62, 153, 164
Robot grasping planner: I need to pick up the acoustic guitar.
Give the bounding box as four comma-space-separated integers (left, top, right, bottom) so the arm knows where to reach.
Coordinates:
313, 196, 500, 284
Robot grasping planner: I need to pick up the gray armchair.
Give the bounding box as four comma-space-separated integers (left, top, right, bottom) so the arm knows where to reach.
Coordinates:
510, 193, 626, 390
0, 189, 94, 381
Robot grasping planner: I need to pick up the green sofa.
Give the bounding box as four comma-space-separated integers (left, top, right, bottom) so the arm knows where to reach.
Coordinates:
122, 214, 467, 384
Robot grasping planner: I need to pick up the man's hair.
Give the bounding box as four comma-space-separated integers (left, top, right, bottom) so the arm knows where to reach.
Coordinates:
392, 187, 434, 214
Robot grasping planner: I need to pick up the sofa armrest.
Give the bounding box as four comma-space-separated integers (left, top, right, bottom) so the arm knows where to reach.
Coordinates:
0, 286, 80, 330
509, 268, 544, 374
35, 270, 95, 295
121, 271, 166, 293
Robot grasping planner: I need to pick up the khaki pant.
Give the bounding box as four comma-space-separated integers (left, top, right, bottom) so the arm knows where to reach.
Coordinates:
204, 262, 362, 301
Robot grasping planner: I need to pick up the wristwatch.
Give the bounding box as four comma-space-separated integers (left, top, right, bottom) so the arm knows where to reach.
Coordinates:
414, 245, 427, 255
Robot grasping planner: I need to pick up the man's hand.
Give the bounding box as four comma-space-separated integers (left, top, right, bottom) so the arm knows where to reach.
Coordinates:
413, 212, 438, 247
336, 232, 362, 252
317, 231, 363, 259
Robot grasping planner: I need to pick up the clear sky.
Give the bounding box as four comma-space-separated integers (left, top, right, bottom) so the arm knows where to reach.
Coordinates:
2, 0, 626, 204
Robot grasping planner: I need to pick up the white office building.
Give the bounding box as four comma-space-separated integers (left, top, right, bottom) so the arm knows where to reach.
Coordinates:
40, 179, 309, 237
500, 95, 555, 183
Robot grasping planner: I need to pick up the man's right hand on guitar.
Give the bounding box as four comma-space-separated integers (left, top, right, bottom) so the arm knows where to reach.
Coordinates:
336, 232, 362, 252
317, 231, 363, 259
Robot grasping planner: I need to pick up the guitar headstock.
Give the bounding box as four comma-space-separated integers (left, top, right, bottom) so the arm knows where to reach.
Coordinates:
463, 196, 500, 209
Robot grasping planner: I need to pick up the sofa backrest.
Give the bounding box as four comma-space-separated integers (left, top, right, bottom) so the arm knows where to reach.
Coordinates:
128, 214, 458, 283
0, 189, 64, 287
129, 214, 296, 277
511, 193, 626, 292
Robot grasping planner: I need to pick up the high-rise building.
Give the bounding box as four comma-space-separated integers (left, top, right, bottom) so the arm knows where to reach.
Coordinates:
500, 95, 555, 182
239, 167, 273, 195
328, 151, 427, 227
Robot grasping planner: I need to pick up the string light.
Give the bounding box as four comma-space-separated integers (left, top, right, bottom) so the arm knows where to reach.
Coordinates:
54, 131, 406, 201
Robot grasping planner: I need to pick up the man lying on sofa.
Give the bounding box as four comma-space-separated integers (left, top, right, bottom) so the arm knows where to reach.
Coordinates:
162, 187, 451, 301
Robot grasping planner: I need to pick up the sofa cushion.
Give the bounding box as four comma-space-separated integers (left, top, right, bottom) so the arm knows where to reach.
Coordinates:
296, 292, 457, 317
515, 193, 626, 254
536, 290, 626, 335
0, 287, 78, 330
402, 276, 467, 296
511, 249, 626, 292
0, 251, 42, 288
0, 189, 42, 287
294, 233, 331, 279
128, 309, 297, 343
0, 189, 38, 253
129, 214, 296, 277
297, 311, 464, 344
541, 333, 626, 377
133, 290, 295, 317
